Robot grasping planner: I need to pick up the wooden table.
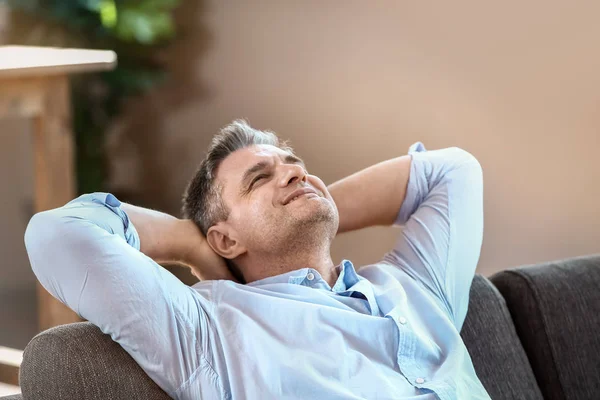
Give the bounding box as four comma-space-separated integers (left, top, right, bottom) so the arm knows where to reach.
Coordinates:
0, 46, 117, 332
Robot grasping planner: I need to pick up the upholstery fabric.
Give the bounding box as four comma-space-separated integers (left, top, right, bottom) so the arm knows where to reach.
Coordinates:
460, 275, 543, 400
491, 254, 600, 400
19, 322, 170, 400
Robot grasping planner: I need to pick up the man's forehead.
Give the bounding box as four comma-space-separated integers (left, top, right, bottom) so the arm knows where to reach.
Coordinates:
224, 144, 291, 168
245, 144, 291, 160
216, 144, 298, 182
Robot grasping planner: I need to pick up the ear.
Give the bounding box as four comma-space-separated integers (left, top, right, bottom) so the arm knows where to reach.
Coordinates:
206, 223, 247, 260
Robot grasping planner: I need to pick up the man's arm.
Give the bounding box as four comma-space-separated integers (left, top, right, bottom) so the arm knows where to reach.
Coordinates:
24, 193, 221, 396
119, 202, 234, 281
330, 142, 484, 330
327, 155, 412, 234
119, 202, 192, 264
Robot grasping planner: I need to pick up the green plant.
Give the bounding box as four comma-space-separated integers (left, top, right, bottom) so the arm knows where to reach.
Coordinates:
5, 0, 181, 194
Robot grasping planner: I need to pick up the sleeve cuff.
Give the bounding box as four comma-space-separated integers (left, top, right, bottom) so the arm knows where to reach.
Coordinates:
408, 141, 426, 154
394, 142, 427, 226
66, 192, 141, 251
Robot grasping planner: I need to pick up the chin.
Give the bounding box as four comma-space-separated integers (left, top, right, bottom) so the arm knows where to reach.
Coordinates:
294, 204, 338, 234
260, 209, 337, 253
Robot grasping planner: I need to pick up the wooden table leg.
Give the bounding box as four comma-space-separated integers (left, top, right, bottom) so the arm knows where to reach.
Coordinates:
32, 76, 82, 331
1, 47, 117, 334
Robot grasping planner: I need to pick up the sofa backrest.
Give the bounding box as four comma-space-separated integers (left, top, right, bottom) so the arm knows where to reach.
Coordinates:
460, 275, 544, 400
491, 254, 600, 400
20, 322, 170, 400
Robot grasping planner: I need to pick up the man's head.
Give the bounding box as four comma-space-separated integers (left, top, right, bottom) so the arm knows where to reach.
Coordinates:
182, 120, 338, 284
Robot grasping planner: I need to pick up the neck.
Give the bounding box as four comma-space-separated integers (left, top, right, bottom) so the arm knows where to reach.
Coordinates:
240, 245, 339, 287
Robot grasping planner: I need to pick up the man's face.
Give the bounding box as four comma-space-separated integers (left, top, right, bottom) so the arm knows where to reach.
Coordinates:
212, 144, 338, 272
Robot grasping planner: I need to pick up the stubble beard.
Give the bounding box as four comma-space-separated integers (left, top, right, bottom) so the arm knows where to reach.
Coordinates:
258, 201, 338, 257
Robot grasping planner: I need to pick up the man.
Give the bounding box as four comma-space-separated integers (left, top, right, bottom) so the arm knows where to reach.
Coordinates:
25, 120, 490, 399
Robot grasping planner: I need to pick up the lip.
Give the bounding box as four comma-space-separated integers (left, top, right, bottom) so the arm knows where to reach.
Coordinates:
283, 187, 319, 205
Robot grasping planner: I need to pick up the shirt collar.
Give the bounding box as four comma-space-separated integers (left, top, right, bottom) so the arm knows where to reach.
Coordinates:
247, 259, 360, 292
332, 260, 361, 292
246, 267, 309, 287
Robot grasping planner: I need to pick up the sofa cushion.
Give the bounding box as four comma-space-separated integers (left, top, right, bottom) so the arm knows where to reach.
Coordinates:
20, 322, 170, 400
490, 254, 600, 400
460, 275, 543, 400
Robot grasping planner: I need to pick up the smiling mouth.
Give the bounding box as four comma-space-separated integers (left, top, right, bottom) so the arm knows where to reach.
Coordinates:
286, 192, 318, 205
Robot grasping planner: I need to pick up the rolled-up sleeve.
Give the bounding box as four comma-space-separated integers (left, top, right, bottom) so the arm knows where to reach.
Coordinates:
24, 192, 215, 398
383, 143, 484, 331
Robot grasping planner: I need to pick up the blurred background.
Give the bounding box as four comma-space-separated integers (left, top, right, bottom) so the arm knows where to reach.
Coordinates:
0, 0, 599, 385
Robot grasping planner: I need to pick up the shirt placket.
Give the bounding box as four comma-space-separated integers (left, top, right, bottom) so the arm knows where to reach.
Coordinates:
386, 309, 440, 395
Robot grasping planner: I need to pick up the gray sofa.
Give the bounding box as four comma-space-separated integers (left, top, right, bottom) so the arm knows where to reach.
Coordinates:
2, 254, 599, 399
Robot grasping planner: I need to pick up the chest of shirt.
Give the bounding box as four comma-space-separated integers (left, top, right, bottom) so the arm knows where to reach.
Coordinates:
193, 273, 474, 399
212, 283, 448, 374
210, 288, 411, 398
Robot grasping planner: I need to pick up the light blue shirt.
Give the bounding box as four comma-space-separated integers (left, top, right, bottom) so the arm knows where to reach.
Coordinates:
24, 143, 490, 400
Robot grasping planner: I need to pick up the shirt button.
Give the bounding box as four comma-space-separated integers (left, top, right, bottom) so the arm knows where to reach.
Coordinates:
415, 377, 425, 384
398, 317, 407, 324
306, 272, 315, 281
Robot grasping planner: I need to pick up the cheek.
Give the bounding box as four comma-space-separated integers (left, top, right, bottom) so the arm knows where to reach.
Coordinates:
230, 203, 262, 237
308, 175, 331, 199
244, 192, 276, 219
247, 201, 266, 218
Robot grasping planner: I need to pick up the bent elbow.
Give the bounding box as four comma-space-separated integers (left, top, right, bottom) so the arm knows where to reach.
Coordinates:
25, 211, 55, 249
449, 148, 483, 183
24, 211, 67, 270
448, 147, 481, 168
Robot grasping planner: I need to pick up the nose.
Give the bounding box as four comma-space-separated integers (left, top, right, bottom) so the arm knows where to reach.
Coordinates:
278, 163, 308, 187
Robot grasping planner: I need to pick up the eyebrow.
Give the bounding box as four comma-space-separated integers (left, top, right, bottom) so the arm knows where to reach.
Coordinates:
241, 154, 306, 190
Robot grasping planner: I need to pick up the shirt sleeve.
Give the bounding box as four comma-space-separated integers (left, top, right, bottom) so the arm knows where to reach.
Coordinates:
382, 142, 484, 331
24, 192, 215, 398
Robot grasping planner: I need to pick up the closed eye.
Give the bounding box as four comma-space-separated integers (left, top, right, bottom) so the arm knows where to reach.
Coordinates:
250, 174, 269, 189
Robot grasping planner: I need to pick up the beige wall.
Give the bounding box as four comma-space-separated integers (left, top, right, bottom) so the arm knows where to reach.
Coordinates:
2, 1, 599, 286
107, 0, 600, 277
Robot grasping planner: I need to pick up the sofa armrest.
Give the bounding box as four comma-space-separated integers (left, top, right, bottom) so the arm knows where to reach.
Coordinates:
19, 322, 171, 400
460, 275, 543, 399
490, 254, 600, 400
